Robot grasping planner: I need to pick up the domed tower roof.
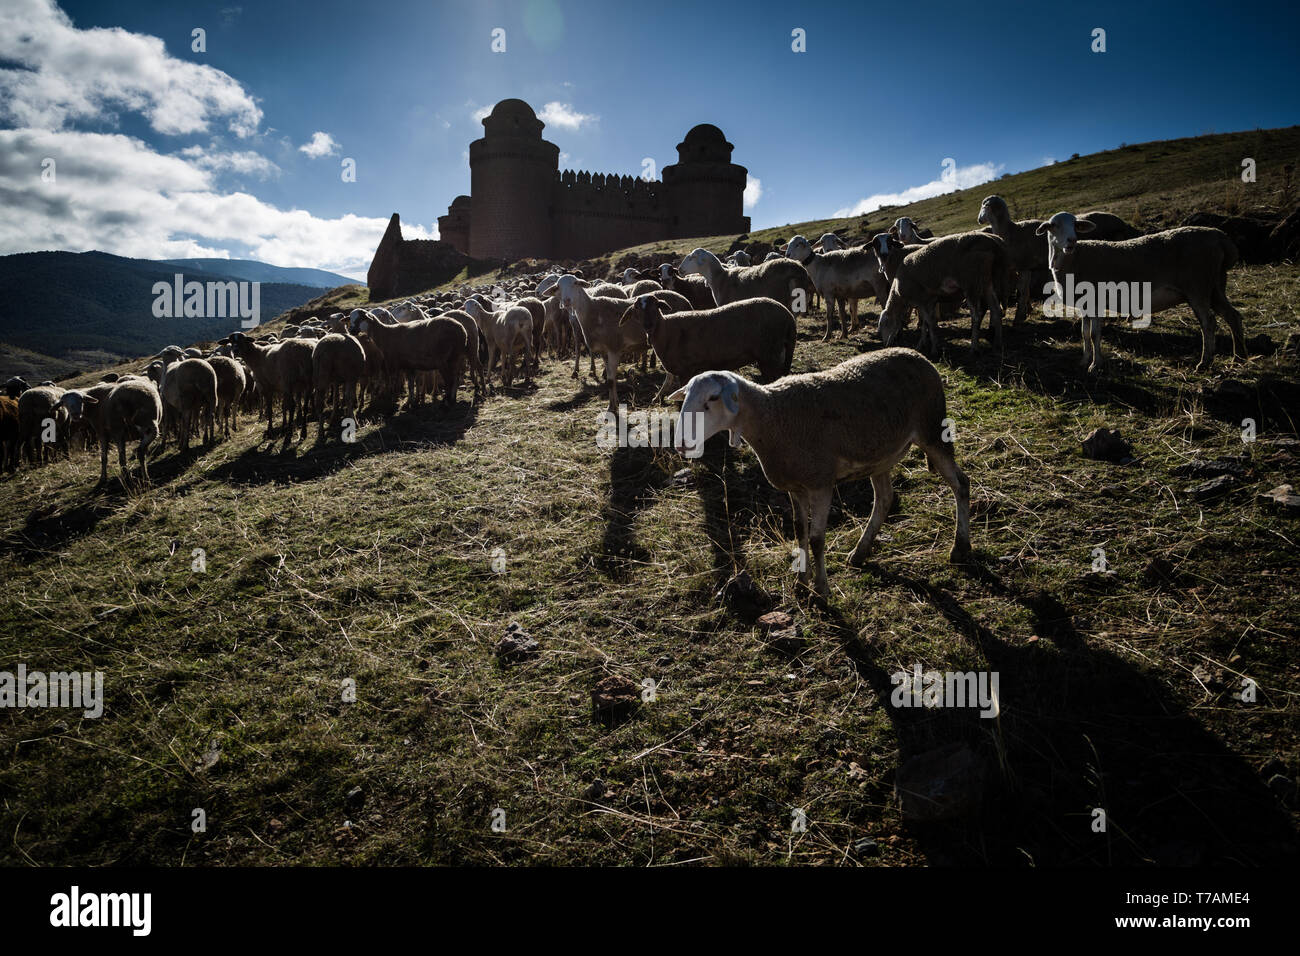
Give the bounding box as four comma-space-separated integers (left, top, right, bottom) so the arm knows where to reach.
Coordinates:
676, 124, 734, 163
449, 194, 471, 209
482, 99, 544, 138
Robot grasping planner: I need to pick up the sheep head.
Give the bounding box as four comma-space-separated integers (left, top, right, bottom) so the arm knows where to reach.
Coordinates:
878, 284, 908, 346
619, 295, 661, 335
678, 249, 714, 277
1036, 211, 1095, 270
56, 390, 99, 422
785, 235, 814, 264
977, 195, 1007, 227
668, 371, 744, 457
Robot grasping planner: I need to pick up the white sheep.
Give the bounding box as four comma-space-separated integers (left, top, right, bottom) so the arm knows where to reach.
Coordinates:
786, 235, 888, 340
678, 248, 814, 314
669, 347, 971, 597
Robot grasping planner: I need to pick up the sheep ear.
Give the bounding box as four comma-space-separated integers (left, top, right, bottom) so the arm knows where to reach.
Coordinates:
721, 381, 739, 415
1075, 220, 1096, 234
666, 385, 688, 402
618, 306, 637, 326
84, 395, 100, 406
1035, 222, 1051, 235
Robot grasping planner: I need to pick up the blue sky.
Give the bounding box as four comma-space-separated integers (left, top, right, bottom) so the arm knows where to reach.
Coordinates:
2, 0, 1297, 280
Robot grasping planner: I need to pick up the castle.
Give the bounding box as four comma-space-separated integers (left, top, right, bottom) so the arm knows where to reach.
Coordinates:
367, 98, 751, 299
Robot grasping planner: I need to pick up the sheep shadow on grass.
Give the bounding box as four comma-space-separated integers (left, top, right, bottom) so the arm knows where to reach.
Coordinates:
198, 399, 478, 489
820, 557, 1298, 865
688, 436, 1295, 865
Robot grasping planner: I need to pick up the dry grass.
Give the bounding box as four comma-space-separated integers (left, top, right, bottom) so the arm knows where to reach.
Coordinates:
1, 258, 1297, 866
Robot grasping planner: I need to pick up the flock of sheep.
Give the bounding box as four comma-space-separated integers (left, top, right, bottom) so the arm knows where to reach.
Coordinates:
0, 194, 1253, 595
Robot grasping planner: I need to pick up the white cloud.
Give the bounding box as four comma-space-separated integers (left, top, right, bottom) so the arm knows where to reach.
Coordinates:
743, 175, 762, 210
0, 128, 425, 280
1041, 156, 1057, 166
298, 131, 339, 158
180, 144, 280, 179
0, 0, 262, 137
471, 104, 493, 123
833, 161, 1004, 218
537, 101, 597, 131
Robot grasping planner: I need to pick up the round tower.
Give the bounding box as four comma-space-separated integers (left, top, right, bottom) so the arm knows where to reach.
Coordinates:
663, 124, 750, 240
468, 99, 559, 260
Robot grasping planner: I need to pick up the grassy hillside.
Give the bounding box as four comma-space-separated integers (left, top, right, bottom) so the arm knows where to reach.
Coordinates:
1, 128, 1298, 866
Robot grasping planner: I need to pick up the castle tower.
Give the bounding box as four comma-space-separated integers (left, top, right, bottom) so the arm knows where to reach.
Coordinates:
468, 99, 559, 260
663, 124, 750, 240
437, 195, 472, 254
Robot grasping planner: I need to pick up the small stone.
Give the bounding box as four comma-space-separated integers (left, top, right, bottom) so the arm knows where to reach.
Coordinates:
716, 569, 774, 619
495, 625, 540, 664
345, 786, 364, 810
757, 610, 794, 631
671, 467, 694, 487
1081, 427, 1133, 463
1185, 474, 1235, 501
1260, 483, 1300, 513
854, 838, 879, 857
591, 674, 640, 727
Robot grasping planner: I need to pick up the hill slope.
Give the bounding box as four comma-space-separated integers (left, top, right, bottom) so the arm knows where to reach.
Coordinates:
161, 258, 358, 290
0, 251, 335, 380
1, 127, 1297, 867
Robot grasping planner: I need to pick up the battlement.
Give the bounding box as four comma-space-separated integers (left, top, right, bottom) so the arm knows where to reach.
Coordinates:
404, 99, 750, 263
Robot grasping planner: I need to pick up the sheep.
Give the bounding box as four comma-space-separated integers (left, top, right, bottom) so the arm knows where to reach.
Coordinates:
150, 352, 218, 451
436, 308, 487, 396
542, 274, 649, 412
669, 347, 970, 597
1035, 213, 1247, 371
17, 385, 67, 465
230, 333, 316, 442
97, 378, 163, 488
4, 376, 29, 399
650, 289, 693, 314
786, 235, 888, 341
658, 264, 717, 310
893, 218, 932, 245
726, 250, 752, 267
625, 279, 662, 300
463, 298, 534, 389
624, 294, 796, 401
878, 232, 1010, 354
817, 233, 847, 252
310, 333, 367, 440
0, 396, 19, 471
977, 195, 1143, 326
207, 355, 246, 438
350, 311, 467, 408
678, 249, 814, 318
514, 296, 548, 374
55, 383, 118, 451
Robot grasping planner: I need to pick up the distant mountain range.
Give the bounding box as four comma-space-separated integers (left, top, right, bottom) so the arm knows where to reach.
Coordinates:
0, 250, 362, 381
161, 258, 358, 290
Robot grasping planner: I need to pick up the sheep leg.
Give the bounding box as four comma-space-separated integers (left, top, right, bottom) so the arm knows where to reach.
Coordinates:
1014, 272, 1034, 326
807, 487, 833, 598
1087, 317, 1104, 374
315, 385, 327, 442
605, 349, 621, 414
790, 492, 811, 589
1191, 297, 1218, 370
924, 444, 971, 560
98, 436, 110, 486
1212, 285, 1249, 360
118, 436, 129, 486
821, 295, 835, 342
970, 296, 985, 352
987, 283, 1004, 351
848, 473, 895, 567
